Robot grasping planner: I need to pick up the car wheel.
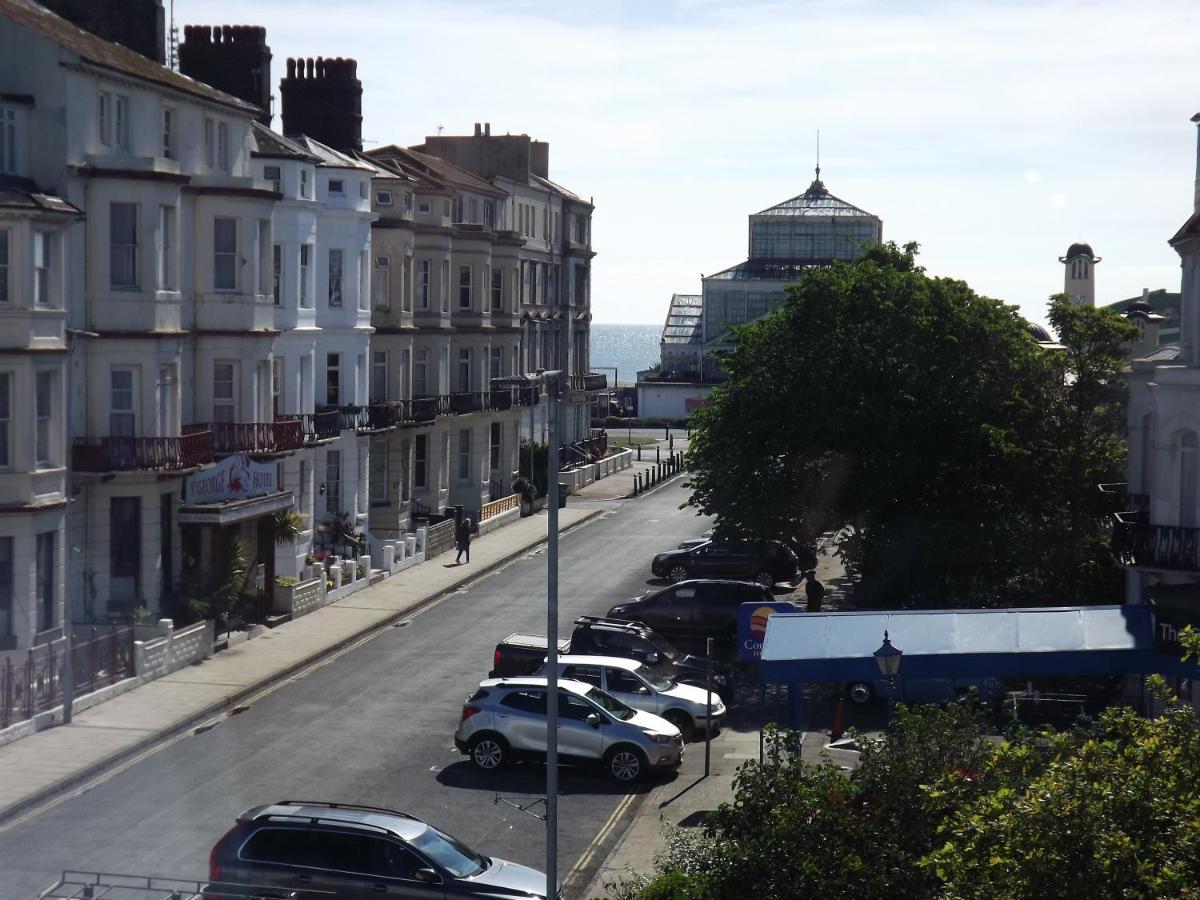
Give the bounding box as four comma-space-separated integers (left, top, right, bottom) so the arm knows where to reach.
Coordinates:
668, 565, 690, 583
469, 733, 508, 771
664, 709, 694, 743
753, 570, 775, 588
847, 682, 874, 705
605, 745, 647, 783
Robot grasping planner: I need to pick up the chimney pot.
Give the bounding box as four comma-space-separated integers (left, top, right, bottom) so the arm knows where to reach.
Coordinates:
474, 123, 481, 136
484, 122, 491, 136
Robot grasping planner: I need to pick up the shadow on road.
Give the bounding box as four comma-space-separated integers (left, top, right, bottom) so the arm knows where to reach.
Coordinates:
436, 760, 669, 797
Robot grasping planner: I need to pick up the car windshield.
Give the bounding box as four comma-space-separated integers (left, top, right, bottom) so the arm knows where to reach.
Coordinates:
635, 664, 673, 691
585, 687, 636, 720
409, 825, 488, 878
648, 634, 679, 661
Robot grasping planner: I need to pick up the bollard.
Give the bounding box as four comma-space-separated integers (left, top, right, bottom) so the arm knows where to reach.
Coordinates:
669, 434, 674, 452
656, 446, 661, 463
635, 473, 641, 494
665, 426, 670, 440
637, 445, 642, 462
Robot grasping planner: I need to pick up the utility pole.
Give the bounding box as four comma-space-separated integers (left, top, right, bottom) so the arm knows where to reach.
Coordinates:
545, 371, 562, 900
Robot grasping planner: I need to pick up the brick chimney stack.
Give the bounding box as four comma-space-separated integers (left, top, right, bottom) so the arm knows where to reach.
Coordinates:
179, 25, 273, 125
280, 57, 363, 154
41, 0, 166, 64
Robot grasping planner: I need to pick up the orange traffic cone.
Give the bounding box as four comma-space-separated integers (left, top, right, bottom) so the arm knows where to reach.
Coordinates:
830, 698, 846, 740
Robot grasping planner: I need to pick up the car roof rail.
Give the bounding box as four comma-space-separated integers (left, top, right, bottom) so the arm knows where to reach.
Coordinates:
272, 800, 418, 820
257, 812, 398, 835
576, 615, 648, 631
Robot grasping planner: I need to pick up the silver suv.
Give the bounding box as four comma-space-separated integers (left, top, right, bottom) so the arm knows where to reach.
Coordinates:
454, 677, 683, 782
208, 800, 556, 898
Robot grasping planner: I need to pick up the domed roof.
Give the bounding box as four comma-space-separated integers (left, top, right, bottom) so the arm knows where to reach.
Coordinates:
1026, 321, 1054, 343
1065, 242, 1095, 259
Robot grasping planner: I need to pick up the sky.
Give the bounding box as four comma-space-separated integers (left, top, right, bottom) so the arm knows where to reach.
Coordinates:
183, 0, 1200, 329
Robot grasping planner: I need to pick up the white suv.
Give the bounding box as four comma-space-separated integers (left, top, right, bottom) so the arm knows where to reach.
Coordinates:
454, 677, 683, 782
537, 655, 725, 741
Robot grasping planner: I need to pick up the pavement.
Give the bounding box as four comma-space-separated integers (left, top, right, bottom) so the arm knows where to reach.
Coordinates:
0, 504, 605, 826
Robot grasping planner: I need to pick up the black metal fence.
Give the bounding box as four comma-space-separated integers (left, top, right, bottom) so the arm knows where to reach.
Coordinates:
0, 628, 136, 729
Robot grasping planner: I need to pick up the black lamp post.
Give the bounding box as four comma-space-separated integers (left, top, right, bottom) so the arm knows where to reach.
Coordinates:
873, 630, 903, 727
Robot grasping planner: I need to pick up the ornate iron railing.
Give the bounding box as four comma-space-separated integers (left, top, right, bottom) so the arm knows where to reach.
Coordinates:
72, 432, 213, 473
1114, 514, 1200, 572
186, 420, 304, 455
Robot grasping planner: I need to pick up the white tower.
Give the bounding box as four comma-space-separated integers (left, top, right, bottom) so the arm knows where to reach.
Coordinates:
1059, 242, 1100, 307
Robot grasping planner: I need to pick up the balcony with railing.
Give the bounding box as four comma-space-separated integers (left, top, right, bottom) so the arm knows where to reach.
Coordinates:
184, 420, 304, 456
1114, 511, 1200, 573
73, 431, 213, 473
278, 410, 342, 445
569, 373, 608, 393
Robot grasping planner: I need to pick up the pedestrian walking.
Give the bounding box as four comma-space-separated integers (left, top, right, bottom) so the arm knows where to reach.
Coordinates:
455, 517, 474, 564
804, 570, 825, 612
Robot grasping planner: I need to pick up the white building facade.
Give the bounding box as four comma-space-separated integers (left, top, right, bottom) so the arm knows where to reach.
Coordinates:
1119, 114, 1200, 635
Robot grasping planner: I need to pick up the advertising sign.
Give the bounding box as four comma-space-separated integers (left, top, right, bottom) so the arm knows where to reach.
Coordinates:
185, 453, 277, 505
737, 601, 801, 662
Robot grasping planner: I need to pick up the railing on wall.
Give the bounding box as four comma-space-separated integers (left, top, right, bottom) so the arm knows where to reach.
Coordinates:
0, 628, 135, 729
482, 493, 520, 520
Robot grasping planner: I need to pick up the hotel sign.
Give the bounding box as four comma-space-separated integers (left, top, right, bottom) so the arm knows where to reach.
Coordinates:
185, 453, 277, 505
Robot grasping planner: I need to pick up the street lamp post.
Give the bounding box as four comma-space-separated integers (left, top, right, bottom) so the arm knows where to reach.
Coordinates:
873, 630, 903, 727
492, 370, 562, 900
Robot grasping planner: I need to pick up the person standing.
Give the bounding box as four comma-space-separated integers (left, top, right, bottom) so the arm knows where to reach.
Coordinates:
805, 570, 825, 612
455, 517, 474, 564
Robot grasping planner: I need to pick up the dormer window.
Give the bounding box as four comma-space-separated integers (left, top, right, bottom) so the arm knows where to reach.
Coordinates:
405, 192, 413, 213
417, 200, 431, 215
300, 169, 311, 199
359, 181, 368, 200
329, 179, 345, 196
264, 165, 282, 194
376, 190, 393, 206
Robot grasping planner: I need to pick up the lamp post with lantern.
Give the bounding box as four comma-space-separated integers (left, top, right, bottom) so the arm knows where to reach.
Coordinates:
873, 630, 903, 726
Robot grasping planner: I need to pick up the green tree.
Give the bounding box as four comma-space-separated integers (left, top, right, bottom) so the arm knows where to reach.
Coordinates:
685, 243, 1133, 608
617, 698, 1200, 900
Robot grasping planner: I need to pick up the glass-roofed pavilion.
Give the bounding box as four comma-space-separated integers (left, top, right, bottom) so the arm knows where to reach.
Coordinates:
701, 169, 882, 354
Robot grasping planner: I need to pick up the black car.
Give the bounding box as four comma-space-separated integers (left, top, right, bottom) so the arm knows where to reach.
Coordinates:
651, 540, 799, 587
607, 579, 782, 650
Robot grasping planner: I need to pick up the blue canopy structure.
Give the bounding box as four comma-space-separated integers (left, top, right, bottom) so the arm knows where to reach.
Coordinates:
759, 605, 1198, 685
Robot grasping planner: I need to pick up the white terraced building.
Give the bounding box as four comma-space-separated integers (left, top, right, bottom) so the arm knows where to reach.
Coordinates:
0, 0, 608, 653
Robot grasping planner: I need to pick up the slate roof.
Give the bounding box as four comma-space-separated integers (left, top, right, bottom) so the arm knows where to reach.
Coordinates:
290, 135, 376, 171
0, 0, 260, 114
370, 145, 506, 198
0, 175, 82, 216
661, 294, 703, 345
250, 123, 321, 162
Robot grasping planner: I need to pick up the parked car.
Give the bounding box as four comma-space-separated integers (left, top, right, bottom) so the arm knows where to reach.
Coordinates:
490, 616, 732, 689
608, 579, 783, 651
651, 541, 799, 587
208, 800, 557, 898
677, 529, 715, 551
454, 677, 683, 782
536, 654, 725, 741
